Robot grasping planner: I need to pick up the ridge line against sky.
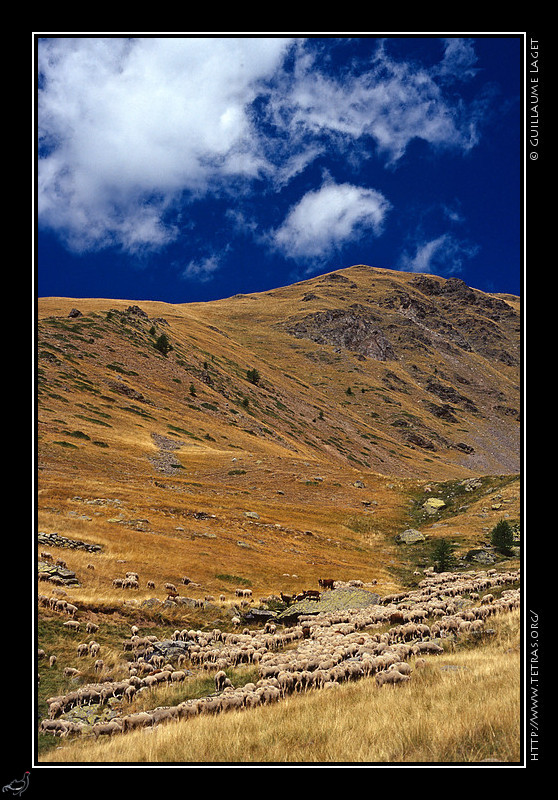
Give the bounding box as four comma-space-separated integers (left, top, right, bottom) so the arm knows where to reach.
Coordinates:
35, 34, 523, 302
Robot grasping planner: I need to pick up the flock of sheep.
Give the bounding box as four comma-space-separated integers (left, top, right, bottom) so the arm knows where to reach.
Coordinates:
38, 565, 520, 741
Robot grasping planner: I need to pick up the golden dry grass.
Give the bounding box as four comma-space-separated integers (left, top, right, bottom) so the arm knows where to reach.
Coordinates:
40, 610, 521, 764
35, 272, 521, 766
36, 277, 520, 604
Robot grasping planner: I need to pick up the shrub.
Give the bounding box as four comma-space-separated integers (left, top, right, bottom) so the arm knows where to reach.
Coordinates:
154, 334, 172, 356
246, 368, 260, 385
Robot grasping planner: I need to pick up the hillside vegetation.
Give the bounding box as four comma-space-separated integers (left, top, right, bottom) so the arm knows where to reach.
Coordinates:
35, 264, 521, 764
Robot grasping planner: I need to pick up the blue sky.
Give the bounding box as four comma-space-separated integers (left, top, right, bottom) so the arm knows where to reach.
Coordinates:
35, 35, 523, 303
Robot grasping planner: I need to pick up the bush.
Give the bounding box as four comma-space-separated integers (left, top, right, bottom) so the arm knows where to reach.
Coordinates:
154, 333, 172, 356
490, 519, 515, 555
246, 368, 260, 385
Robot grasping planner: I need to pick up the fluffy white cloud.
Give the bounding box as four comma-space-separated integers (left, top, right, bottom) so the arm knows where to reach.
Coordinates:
37, 37, 294, 253
37, 37, 487, 258
397, 233, 479, 275
270, 181, 391, 259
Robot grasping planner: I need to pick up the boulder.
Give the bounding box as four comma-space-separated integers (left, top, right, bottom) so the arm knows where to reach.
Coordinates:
242, 609, 277, 623
465, 549, 498, 565
149, 640, 192, 661
423, 498, 446, 513
277, 587, 381, 622
395, 529, 426, 544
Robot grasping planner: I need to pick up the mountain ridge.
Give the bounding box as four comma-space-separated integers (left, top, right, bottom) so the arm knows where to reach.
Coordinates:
37, 264, 520, 480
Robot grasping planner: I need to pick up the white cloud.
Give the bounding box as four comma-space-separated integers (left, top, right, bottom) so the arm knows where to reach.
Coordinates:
435, 38, 480, 83
397, 233, 480, 275
37, 37, 294, 253
37, 37, 488, 258
270, 181, 391, 259
267, 37, 483, 167
181, 255, 222, 282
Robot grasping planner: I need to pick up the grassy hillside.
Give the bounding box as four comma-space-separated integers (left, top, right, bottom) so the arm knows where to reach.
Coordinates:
34, 264, 522, 764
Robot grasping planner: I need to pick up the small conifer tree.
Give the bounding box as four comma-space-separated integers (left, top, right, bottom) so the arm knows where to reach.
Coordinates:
432, 538, 454, 572
490, 519, 515, 555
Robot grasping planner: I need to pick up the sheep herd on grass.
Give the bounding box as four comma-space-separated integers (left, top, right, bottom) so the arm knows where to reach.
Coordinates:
38, 566, 520, 741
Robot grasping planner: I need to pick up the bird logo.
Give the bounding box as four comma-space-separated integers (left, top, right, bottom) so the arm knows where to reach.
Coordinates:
2, 772, 30, 796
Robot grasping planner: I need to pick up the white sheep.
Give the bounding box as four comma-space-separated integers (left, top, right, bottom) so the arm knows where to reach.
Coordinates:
92, 719, 123, 739
214, 670, 229, 691
65, 604, 78, 618
375, 670, 411, 687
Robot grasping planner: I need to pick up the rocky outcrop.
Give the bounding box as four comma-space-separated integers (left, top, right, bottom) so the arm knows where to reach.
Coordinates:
283, 305, 395, 361
38, 531, 102, 553
106, 380, 153, 404
38, 560, 80, 586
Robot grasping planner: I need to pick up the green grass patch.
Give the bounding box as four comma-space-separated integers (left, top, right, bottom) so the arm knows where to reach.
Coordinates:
215, 573, 252, 587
